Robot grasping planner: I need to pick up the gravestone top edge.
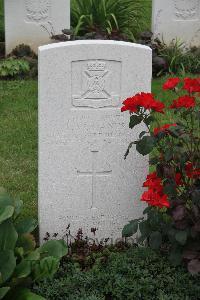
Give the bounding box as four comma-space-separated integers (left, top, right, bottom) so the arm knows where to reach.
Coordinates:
38, 40, 152, 52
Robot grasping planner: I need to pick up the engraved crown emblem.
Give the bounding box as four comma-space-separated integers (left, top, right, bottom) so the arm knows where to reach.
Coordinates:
87, 62, 106, 72
174, 0, 198, 20
174, 0, 197, 10
25, 0, 50, 22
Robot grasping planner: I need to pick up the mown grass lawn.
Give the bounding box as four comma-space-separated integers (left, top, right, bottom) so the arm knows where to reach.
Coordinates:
0, 80, 37, 218
0, 76, 194, 218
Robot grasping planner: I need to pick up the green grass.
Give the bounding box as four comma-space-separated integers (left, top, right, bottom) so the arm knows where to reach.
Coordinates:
0, 76, 188, 218
0, 80, 37, 218
142, 0, 152, 32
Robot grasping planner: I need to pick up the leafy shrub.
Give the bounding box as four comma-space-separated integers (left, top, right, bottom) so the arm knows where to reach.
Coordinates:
157, 39, 185, 74
0, 190, 68, 300
0, 58, 30, 79
71, 0, 148, 41
180, 47, 200, 74
33, 247, 200, 300
11, 44, 37, 59
121, 77, 200, 274
157, 39, 200, 74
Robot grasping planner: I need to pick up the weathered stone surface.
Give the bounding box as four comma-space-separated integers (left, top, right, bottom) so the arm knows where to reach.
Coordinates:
4, 0, 70, 54
39, 40, 152, 243
152, 0, 200, 47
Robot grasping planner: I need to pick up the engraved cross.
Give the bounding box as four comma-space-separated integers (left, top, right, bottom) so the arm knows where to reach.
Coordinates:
77, 151, 112, 209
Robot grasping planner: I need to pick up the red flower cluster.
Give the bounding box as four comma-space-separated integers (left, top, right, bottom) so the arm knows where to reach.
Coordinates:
121, 93, 165, 113
183, 78, 200, 93
186, 162, 200, 179
175, 173, 183, 186
163, 77, 180, 90
170, 95, 196, 109
141, 172, 170, 208
154, 123, 177, 136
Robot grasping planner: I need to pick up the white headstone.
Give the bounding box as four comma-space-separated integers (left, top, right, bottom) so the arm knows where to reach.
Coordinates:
152, 0, 200, 47
39, 40, 152, 243
4, 0, 70, 54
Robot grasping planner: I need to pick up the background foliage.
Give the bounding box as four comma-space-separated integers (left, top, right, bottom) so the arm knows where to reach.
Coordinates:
0, 58, 30, 78
71, 0, 151, 40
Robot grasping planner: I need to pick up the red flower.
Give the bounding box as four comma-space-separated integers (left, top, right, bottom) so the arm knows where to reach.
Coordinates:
183, 78, 200, 93
141, 190, 170, 208
175, 173, 183, 186
121, 97, 138, 113
121, 93, 165, 114
143, 172, 163, 193
141, 172, 170, 208
170, 95, 196, 109
154, 123, 177, 136
150, 100, 165, 113
163, 77, 180, 90
185, 162, 200, 179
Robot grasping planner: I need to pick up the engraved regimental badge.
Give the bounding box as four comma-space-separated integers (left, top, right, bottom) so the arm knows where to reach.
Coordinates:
72, 60, 121, 109
25, 0, 51, 23
174, 0, 199, 20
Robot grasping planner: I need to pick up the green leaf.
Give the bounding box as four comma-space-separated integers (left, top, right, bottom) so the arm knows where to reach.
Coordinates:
144, 116, 154, 126
143, 206, 152, 215
139, 221, 150, 237
129, 115, 143, 129
122, 221, 138, 238
0, 192, 14, 209
16, 218, 38, 234
33, 257, 59, 281
0, 287, 10, 299
0, 192, 23, 219
175, 231, 187, 245
26, 249, 40, 261
164, 149, 173, 162
0, 206, 14, 224
167, 228, 177, 243
0, 250, 16, 283
13, 288, 46, 300
149, 231, 162, 250
0, 220, 18, 251
169, 248, 182, 266
39, 240, 67, 259
136, 136, 156, 156
17, 233, 36, 254
168, 126, 180, 138
15, 247, 24, 258
13, 199, 23, 219
163, 183, 177, 197
14, 260, 32, 279
149, 157, 159, 165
